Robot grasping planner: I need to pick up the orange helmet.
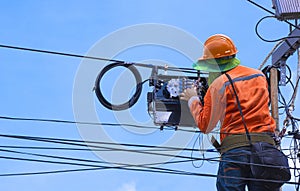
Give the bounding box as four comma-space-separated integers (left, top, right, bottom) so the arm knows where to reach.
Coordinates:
199, 34, 238, 61
193, 34, 240, 72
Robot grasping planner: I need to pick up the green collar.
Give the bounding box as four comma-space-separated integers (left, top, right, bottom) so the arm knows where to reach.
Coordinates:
193, 57, 240, 72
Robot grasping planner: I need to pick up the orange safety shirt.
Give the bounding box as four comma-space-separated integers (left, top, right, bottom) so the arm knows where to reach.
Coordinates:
189, 65, 276, 142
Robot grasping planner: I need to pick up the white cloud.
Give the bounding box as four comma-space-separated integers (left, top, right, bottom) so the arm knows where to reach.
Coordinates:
117, 182, 137, 191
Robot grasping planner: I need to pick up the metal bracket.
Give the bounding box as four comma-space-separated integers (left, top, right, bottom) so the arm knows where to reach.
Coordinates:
272, 25, 300, 86
279, 61, 287, 86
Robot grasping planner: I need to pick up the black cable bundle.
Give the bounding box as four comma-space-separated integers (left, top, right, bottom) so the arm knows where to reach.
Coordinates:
94, 62, 143, 111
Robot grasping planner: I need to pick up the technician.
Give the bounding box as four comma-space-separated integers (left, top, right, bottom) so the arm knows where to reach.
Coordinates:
180, 34, 278, 191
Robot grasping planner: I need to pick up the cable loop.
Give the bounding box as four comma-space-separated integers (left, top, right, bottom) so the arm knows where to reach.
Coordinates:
94, 62, 142, 111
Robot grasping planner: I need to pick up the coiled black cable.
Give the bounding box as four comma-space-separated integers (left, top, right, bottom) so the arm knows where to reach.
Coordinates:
94, 62, 142, 111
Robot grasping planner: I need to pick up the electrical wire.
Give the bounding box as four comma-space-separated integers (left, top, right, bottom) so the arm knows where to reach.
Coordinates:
0, 132, 299, 187
0, 151, 298, 186
247, 0, 300, 29
0, 142, 217, 169
0, 145, 196, 152
0, 143, 216, 153
0, 133, 295, 170
0, 44, 124, 63
0, 154, 196, 178
0, 146, 296, 172
293, 117, 300, 121
0, 145, 111, 151
5, 132, 291, 168
0, 114, 255, 136
0, 115, 199, 133
191, 133, 205, 168
0, 147, 200, 169
94, 62, 143, 111
0, 141, 218, 178
0, 112, 205, 134
0, 44, 199, 74
2, 114, 262, 139
0, 141, 220, 172
0, 130, 292, 165
0, 133, 216, 154
0, 143, 296, 183
246, 0, 275, 15
255, 16, 300, 43
0, 144, 209, 177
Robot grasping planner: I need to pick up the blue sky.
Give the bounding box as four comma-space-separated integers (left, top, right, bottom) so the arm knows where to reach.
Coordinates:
0, 1, 299, 191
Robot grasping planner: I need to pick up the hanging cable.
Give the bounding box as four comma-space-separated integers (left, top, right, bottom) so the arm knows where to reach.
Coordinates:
191, 133, 205, 168
255, 16, 300, 43
94, 62, 143, 111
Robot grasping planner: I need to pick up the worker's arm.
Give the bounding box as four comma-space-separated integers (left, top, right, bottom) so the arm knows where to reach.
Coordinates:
181, 87, 223, 133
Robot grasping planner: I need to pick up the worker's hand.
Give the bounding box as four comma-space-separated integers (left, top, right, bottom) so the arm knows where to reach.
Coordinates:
180, 87, 198, 101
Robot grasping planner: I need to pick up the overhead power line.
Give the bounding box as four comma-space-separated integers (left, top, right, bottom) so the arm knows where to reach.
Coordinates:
247, 0, 300, 29
0, 146, 293, 185
0, 133, 294, 170
0, 133, 218, 162
0, 154, 196, 178
0, 149, 298, 186
0, 115, 199, 133
0, 145, 193, 152
0, 148, 200, 172
0, 44, 124, 63
0, 43, 198, 74
0, 132, 217, 153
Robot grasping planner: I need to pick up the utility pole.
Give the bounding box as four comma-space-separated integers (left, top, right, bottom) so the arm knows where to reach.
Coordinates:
270, 68, 280, 131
